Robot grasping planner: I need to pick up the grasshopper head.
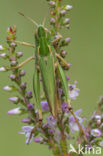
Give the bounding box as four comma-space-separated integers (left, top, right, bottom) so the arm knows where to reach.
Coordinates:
38, 25, 46, 38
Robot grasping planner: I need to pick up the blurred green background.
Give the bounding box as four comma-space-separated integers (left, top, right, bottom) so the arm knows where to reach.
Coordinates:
0, 0, 103, 155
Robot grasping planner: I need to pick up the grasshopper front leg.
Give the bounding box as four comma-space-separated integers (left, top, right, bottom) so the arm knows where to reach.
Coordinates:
7, 40, 35, 48
7, 56, 35, 70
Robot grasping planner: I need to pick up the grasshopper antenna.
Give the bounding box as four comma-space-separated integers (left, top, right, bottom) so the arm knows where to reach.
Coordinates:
42, 12, 49, 26
42, 17, 46, 26
18, 12, 38, 27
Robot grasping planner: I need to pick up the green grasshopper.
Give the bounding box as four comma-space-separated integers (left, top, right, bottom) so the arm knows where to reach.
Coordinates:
9, 13, 88, 143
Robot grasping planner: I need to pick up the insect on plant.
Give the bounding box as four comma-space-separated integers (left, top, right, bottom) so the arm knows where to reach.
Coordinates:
1, 1, 102, 155
7, 12, 88, 143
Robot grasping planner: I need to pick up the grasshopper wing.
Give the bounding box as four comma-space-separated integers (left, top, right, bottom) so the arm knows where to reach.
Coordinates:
57, 65, 69, 102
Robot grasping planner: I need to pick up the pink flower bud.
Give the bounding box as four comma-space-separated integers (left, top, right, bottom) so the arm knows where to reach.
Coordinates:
0, 67, 6, 72
9, 97, 19, 104
60, 10, 67, 16
0, 53, 8, 59
9, 74, 16, 80
65, 5, 73, 11
49, 1, 55, 7
8, 107, 22, 115
16, 52, 23, 58
50, 18, 56, 24
3, 86, 13, 91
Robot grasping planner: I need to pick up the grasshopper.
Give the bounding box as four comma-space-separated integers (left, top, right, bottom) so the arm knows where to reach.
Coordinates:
9, 13, 88, 143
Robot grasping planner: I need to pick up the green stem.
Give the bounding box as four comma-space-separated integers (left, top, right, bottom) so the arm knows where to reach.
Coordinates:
52, 147, 61, 156
60, 140, 68, 156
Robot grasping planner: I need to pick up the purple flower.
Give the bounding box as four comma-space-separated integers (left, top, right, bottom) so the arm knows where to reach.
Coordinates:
3, 86, 13, 91
65, 37, 71, 44
48, 129, 54, 134
60, 10, 67, 15
9, 97, 19, 104
62, 103, 69, 113
64, 18, 70, 24
27, 91, 32, 98
34, 137, 43, 143
69, 109, 84, 133
10, 42, 16, 47
94, 115, 101, 121
20, 70, 26, 76
27, 104, 34, 110
19, 126, 34, 144
46, 117, 61, 143
66, 76, 70, 81
68, 64, 71, 68
69, 83, 80, 100
21, 82, 26, 89
61, 50, 67, 57
22, 118, 31, 124
50, 18, 56, 24
16, 51, 23, 58
41, 101, 49, 111
9, 74, 16, 80
46, 115, 56, 128
91, 129, 102, 137
8, 107, 23, 115
43, 123, 49, 129
49, 1, 55, 7
0, 67, 6, 72
11, 60, 17, 66
65, 5, 73, 11
0, 53, 7, 58
40, 78, 42, 81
